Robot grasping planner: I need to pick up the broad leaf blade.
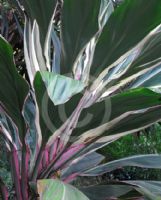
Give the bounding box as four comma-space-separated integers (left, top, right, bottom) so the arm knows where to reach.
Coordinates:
41, 71, 84, 105
72, 88, 161, 136
0, 36, 29, 141
91, 0, 161, 76
80, 184, 133, 200
125, 181, 161, 200
130, 64, 161, 89
76, 106, 161, 145
123, 26, 161, 81
60, 0, 101, 74
110, 88, 161, 120
34, 72, 67, 144
83, 154, 161, 176
73, 0, 114, 83
34, 72, 82, 144
24, 96, 38, 172
20, 0, 57, 48
37, 179, 89, 200
111, 27, 161, 90
61, 152, 105, 181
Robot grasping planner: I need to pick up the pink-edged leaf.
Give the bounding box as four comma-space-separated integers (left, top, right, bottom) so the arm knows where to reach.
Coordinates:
42, 147, 50, 169
10, 147, 23, 200
123, 181, 161, 200
0, 122, 17, 151
0, 108, 21, 150
24, 96, 38, 174
61, 152, 105, 182
63, 173, 79, 183
49, 137, 60, 162
54, 144, 85, 169
39, 144, 85, 179
30, 146, 44, 181
21, 145, 30, 199
80, 183, 134, 200
82, 154, 161, 176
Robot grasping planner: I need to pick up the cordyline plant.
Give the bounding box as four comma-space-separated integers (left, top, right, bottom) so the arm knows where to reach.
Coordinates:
1, 0, 161, 199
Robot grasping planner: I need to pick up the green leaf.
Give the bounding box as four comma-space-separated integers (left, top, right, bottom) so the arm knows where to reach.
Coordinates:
37, 179, 89, 200
33, 72, 61, 144
83, 154, 161, 176
80, 184, 133, 200
130, 65, 161, 89
40, 71, 84, 105
34, 72, 82, 144
77, 105, 161, 144
104, 106, 161, 137
0, 36, 29, 141
125, 181, 161, 200
21, 0, 57, 48
115, 28, 161, 89
61, 152, 104, 180
73, 88, 161, 136
24, 96, 37, 172
91, 0, 161, 76
123, 27, 161, 81
110, 88, 161, 119
60, 0, 101, 74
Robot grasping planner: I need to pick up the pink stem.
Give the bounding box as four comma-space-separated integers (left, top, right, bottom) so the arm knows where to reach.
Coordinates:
30, 145, 44, 182
10, 147, 23, 200
21, 144, 30, 200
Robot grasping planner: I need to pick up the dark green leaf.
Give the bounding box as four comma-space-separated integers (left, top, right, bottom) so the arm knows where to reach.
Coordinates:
124, 27, 161, 80
83, 155, 161, 176
91, 0, 161, 76
33, 72, 82, 144
77, 105, 161, 144
130, 66, 161, 89
110, 88, 161, 119
62, 152, 104, 179
104, 106, 161, 137
60, 0, 101, 74
0, 36, 29, 141
24, 96, 37, 170
124, 181, 161, 200
80, 184, 133, 200
73, 88, 161, 136
21, 0, 57, 48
